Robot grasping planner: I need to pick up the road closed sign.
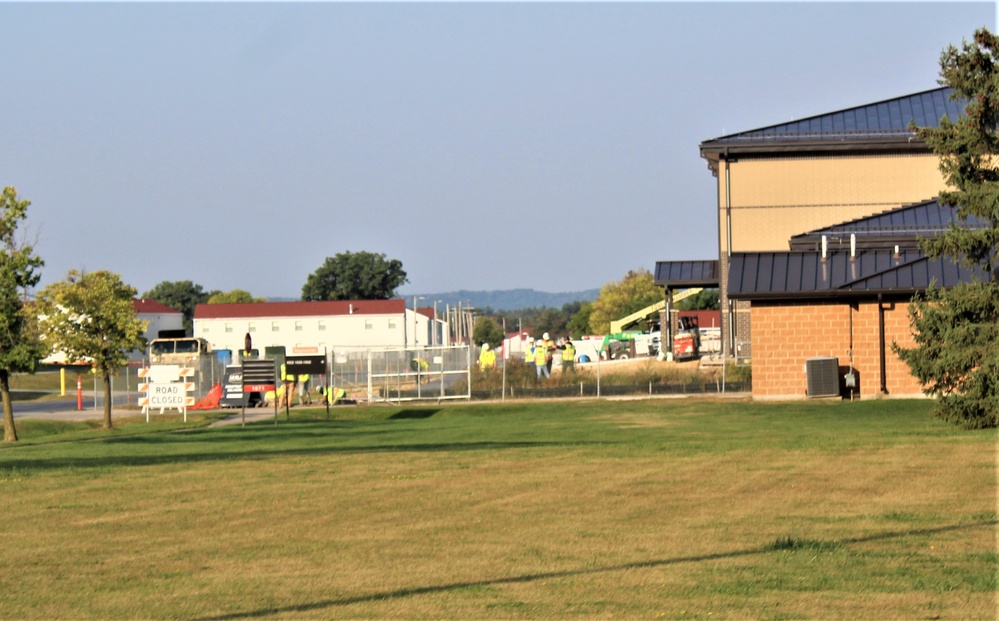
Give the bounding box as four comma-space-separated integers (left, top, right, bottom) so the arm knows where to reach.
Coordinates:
149, 383, 187, 407
139, 378, 196, 420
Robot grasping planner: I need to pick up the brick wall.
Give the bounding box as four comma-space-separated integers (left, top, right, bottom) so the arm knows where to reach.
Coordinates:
750, 299, 925, 399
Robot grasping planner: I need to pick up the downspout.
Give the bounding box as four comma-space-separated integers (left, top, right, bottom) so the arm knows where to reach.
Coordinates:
724, 149, 735, 356
878, 294, 888, 395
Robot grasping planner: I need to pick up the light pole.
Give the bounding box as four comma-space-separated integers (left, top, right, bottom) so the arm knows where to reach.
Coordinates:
412, 296, 425, 346
432, 300, 442, 346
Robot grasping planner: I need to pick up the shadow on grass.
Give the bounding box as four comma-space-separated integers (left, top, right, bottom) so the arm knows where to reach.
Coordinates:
195, 519, 999, 621
389, 409, 440, 419
0, 418, 586, 471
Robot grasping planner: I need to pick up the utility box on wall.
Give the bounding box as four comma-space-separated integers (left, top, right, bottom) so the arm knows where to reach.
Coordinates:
805, 357, 840, 397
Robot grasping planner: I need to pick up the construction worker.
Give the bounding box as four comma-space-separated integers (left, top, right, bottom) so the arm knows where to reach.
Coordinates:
297, 373, 311, 405
542, 332, 556, 375
524, 335, 535, 370
534, 339, 550, 379
561, 338, 576, 373
478, 343, 496, 371
280, 363, 296, 407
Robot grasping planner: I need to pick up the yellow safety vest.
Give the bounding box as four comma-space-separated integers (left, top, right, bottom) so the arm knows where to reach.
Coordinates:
562, 343, 575, 361
534, 346, 547, 366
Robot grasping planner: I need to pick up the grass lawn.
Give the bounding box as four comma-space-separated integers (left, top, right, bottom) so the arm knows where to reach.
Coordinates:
0, 398, 995, 620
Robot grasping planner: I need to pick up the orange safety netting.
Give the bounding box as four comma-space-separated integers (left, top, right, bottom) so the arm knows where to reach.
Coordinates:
189, 383, 222, 410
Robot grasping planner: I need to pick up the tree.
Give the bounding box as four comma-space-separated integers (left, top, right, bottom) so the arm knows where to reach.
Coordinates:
301, 251, 408, 301
207, 289, 266, 304
566, 301, 593, 338
472, 316, 504, 349
677, 289, 720, 311
587, 269, 662, 334
142, 281, 217, 336
0, 187, 46, 442
895, 28, 999, 428
38, 270, 147, 430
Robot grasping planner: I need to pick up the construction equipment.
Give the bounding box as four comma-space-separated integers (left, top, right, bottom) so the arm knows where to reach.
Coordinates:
609, 288, 704, 333
672, 316, 701, 361
598, 331, 641, 360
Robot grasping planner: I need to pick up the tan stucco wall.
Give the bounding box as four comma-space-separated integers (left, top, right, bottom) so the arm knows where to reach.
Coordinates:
717, 153, 945, 254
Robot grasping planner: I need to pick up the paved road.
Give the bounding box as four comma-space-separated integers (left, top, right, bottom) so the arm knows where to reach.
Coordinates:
11, 392, 141, 422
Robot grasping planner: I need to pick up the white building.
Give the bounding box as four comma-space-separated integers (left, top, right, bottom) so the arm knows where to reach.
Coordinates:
193, 299, 446, 355
134, 299, 184, 341
44, 299, 184, 364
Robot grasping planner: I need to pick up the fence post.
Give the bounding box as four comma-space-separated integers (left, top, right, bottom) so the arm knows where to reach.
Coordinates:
367, 351, 373, 404
596, 355, 601, 398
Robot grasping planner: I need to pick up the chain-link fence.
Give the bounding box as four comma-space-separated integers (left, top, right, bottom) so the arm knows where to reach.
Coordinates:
103, 344, 748, 407
465, 350, 750, 401
332, 345, 472, 403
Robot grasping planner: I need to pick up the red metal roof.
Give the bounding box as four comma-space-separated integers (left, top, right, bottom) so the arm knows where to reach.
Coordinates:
194, 299, 407, 320
133, 299, 181, 314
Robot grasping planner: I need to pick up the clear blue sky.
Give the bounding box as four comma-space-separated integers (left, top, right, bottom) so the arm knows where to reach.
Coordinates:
1, 2, 994, 300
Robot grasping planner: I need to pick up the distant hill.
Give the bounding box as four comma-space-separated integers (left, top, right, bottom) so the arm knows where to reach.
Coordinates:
409, 289, 600, 312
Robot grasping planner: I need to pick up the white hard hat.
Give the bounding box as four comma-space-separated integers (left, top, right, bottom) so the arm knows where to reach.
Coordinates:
482, 343, 489, 350
536, 339, 544, 345
543, 332, 550, 340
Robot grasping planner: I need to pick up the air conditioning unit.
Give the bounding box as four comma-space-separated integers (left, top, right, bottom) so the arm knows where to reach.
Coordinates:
805, 357, 839, 397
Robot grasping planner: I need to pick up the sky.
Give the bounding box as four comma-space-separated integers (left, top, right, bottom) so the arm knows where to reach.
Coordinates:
1, 2, 996, 300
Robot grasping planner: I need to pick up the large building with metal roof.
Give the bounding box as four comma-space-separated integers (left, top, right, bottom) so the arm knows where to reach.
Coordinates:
728, 200, 984, 398
657, 86, 976, 398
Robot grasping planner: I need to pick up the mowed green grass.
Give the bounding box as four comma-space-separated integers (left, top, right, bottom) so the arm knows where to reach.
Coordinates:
0, 399, 995, 620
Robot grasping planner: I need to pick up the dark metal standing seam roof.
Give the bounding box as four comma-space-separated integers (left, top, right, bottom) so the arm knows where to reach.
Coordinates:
788, 199, 992, 251
727, 249, 984, 300
653, 260, 720, 288
702, 87, 964, 146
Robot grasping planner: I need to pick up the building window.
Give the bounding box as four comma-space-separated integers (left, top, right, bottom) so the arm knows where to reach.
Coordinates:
248, 322, 256, 333
318, 320, 326, 331
388, 319, 397, 329
365, 319, 373, 330
295, 321, 303, 332
225, 322, 233, 334
272, 321, 280, 332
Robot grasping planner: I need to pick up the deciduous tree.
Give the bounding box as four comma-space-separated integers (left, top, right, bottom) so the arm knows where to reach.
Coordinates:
301, 251, 407, 301
0, 187, 46, 442
207, 289, 265, 304
472, 316, 504, 349
142, 280, 217, 335
38, 270, 147, 430
587, 269, 661, 335
895, 28, 999, 428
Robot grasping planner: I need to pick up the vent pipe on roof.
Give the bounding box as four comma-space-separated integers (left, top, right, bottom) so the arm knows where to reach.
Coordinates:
850, 234, 856, 261
893, 244, 900, 260
821, 235, 827, 261
349, 304, 354, 315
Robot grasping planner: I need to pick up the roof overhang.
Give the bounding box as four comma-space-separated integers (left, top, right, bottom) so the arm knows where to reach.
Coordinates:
700, 137, 931, 174
654, 260, 719, 288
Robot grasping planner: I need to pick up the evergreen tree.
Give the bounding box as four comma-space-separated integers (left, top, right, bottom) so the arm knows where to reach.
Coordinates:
895, 28, 999, 428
